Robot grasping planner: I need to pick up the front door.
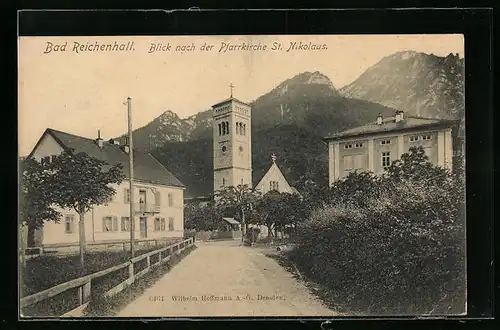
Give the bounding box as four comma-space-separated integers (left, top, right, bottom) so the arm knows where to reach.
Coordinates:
140, 217, 148, 238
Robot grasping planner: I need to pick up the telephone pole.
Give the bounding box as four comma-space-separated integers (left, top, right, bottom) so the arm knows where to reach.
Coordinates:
127, 97, 136, 258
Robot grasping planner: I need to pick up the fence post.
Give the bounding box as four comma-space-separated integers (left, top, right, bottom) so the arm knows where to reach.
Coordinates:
81, 281, 91, 304
128, 262, 134, 282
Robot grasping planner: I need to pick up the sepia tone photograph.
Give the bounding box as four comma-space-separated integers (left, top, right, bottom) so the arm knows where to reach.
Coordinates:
18, 34, 466, 318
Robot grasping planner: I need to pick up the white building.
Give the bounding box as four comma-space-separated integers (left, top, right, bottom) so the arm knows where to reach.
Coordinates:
323, 111, 457, 186
254, 154, 300, 196
212, 96, 253, 192
27, 128, 185, 246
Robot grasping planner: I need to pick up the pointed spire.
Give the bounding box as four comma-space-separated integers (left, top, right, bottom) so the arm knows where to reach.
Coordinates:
229, 83, 235, 97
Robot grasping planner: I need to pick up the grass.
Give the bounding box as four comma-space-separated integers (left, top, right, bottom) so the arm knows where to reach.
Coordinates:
265, 251, 344, 314
22, 246, 160, 297
84, 245, 197, 317
20, 243, 196, 318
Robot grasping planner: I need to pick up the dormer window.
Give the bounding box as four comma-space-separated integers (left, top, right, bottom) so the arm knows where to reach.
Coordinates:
344, 144, 353, 149
354, 143, 363, 148
380, 140, 391, 145
409, 136, 419, 142
422, 135, 432, 141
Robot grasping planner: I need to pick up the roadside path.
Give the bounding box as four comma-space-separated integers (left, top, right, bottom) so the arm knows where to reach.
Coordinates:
117, 240, 337, 317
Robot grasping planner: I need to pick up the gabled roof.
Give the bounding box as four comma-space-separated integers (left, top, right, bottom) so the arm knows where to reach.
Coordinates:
30, 128, 185, 188
212, 97, 251, 108
253, 157, 299, 195
323, 115, 458, 141
222, 217, 240, 225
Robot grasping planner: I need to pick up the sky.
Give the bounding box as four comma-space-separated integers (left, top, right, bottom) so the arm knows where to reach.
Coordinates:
18, 34, 464, 156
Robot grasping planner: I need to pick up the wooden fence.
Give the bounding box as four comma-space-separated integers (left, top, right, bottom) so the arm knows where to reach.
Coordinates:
20, 237, 194, 317
25, 237, 183, 258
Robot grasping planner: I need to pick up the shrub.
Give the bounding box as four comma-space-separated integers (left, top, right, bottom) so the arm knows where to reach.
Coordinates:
290, 147, 466, 315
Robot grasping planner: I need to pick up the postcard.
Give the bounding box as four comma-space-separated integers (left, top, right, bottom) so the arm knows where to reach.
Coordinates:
18, 34, 466, 318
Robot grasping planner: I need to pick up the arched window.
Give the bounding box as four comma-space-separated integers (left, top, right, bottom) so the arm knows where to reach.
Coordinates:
243, 124, 246, 136
222, 122, 227, 135
276, 182, 279, 191
218, 123, 222, 136
236, 122, 240, 135
226, 121, 230, 134
269, 182, 273, 191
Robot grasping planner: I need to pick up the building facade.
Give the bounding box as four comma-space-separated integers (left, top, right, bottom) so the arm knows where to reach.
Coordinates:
324, 111, 457, 186
26, 128, 185, 246
254, 154, 299, 196
212, 96, 253, 192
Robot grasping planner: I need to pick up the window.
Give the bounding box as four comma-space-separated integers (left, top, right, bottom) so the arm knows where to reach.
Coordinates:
155, 191, 161, 206
242, 124, 246, 136
380, 140, 391, 145
161, 218, 166, 231
41, 156, 51, 166
218, 123, 222, 136
270, 181, 279, 191
241, 178, 244, 185
103, 216, 118, 232
382, 152, 391, 169
422, 135, 432, 141
343, 155, 353, 170
168, 217, 175, 231
409, 136, 419, 142
64, 215, 75, 233
222, 178, 225, 187
124, 188, 130, 203
344, 144, 353, 149
154, 218, 161, 231
226, 121, 230, 135
355, 143, 364, 148
121, 217, 130, 231
354, 154, 364, 170
168, 193, 173, 207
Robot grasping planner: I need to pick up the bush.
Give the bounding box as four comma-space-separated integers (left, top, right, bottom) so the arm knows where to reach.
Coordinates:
290, 147, 466, 315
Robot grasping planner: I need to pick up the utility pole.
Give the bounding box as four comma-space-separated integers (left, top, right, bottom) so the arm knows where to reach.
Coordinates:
127, 97, 136, 258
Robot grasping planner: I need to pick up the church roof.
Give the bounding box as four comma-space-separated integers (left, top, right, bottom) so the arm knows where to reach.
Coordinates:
30, 128, 185, 188
212, 97, 251, 108
323, 115, 457, 141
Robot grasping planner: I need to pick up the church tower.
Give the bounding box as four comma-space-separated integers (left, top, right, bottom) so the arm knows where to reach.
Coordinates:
212, 85, 252, 192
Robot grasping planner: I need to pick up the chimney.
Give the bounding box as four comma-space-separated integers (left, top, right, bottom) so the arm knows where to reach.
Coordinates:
395, 111, 401, 123
95, 130, 103, 148
376, 113, 383, 125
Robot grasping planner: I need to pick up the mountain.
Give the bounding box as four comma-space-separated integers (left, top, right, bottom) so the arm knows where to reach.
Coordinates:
121, 56, 465, 198
146, 71, 397, 198
340, 51, 464, 120
117, 109, 213, 151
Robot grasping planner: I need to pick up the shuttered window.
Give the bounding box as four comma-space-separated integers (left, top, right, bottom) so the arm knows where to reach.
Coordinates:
168, 217, 174, 231
168, 193, 173, 207
354, 154, 364, 170
154, 218, 161, 231
121, 217, 130, 231
343, 156, 353, 170
64, 215, 75, 233
103, 216, 119, 232
124, 188, 130, 203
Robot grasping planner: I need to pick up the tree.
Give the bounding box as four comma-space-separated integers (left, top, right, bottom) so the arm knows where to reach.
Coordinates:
19, 157, 61, 247
184, 201, 219, 231
50, 149, 125, 268
255, 190, 283, 239
214, 184, 261, 243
